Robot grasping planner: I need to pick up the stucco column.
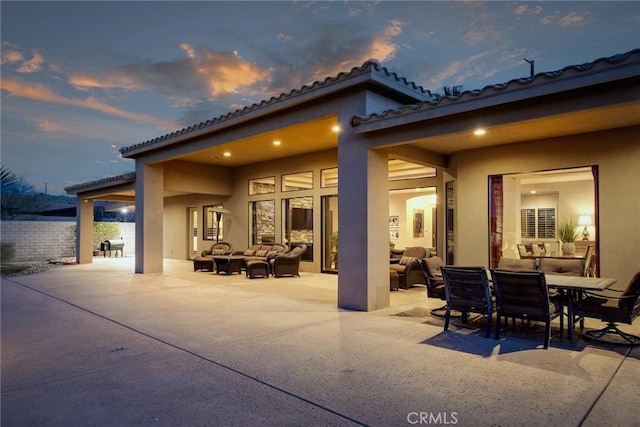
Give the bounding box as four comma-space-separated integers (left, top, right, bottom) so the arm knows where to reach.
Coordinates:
135, 162, 164, 273
337, 137, 389, 311
76, 197, 94, 264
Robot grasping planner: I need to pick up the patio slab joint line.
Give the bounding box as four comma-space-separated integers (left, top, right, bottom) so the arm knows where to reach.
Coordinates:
576, 346, 632, 426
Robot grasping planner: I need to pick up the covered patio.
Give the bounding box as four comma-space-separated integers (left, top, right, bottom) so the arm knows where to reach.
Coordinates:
2, 257, 638, 425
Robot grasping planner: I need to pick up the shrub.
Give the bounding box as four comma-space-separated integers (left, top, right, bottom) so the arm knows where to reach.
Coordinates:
93, 222, 121, 249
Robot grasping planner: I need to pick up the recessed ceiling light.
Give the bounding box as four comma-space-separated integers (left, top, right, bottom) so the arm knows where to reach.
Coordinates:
332, 125, 340, 132
474, 128, 486, 136
530, 190, 537, 194
273, 140, 281, 146
223, 152, 231, 157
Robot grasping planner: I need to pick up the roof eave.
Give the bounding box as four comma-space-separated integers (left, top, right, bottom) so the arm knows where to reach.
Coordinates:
120, 61, 429, 159
352, 50, 640, 133
65, 172, 136, 195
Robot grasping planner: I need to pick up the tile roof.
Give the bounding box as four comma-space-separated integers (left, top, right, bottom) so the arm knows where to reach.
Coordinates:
65, 172, 136, 194
351, 49, 640, 128
120, 60, 432, 157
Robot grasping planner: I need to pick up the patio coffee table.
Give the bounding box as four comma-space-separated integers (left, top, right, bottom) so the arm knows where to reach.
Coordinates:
213, 256, 245, 275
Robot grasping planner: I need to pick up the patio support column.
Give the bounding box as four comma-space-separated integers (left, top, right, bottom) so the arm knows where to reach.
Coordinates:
337, 137, 389, 311
76, 197, 94, 264
135, 162, 164, 273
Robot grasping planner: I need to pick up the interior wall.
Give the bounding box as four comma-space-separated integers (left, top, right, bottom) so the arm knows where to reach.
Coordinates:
450, 126, 640, 285
389, 191, 436, 251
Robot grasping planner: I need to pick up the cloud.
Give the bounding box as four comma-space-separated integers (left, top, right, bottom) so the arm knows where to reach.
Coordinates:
514, 4, 543, 16
69, 44, 272, 107
539, 13, 559, 25
425, 47, 536, 91
366, 19, 403, 63
1, 78, 159, 124
464, 12, 503, 44
1, 45, 44, 73
560, 12, 590, 27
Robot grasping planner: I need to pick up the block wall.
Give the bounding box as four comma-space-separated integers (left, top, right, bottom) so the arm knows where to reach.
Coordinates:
1, 221, 135, 262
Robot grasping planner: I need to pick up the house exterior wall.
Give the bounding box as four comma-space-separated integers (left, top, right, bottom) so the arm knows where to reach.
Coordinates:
164, 160, 233, 195
161, 149, 339, 270
163, 193, 230, 259
451, 126, 640, 286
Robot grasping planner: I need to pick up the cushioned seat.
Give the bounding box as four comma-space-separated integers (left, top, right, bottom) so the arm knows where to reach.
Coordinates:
235, 243, 288, 262
201, 242, 233, 258
271, 244, 307, 277
573, 271, 640, 346
193, 257, 214, 272
497, 257, 537, 271
389, 246, 429, 289
246, 260, 270, 279
539, 258, 585, 276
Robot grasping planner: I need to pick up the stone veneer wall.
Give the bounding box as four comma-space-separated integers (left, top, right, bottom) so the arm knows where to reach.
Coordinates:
1, 221, 135, 262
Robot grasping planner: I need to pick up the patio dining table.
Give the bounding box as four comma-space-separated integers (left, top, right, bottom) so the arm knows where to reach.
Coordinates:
543, 274, 617, 340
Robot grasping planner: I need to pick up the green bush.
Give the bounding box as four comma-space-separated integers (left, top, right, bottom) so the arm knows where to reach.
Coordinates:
93, 222, 121, 249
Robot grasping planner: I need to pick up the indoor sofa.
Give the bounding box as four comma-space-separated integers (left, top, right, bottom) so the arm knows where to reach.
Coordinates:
389, 246, 431, 289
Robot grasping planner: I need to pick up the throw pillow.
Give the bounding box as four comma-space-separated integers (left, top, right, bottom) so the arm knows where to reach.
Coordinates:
255, 250, 268, 257
212, 248, 226, 255
243, 249, 256, 256
399, 256, 415, 265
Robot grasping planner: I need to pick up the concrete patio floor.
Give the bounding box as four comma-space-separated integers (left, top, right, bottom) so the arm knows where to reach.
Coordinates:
1, 257, 638, 426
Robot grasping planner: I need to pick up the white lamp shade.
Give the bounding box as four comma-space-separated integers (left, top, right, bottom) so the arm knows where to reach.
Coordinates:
578, 215, 592, 226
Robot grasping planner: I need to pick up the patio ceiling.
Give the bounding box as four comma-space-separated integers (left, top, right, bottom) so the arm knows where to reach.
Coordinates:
405, 100, 640, 156
172, 116, 340, 167
163, 98, 640, 170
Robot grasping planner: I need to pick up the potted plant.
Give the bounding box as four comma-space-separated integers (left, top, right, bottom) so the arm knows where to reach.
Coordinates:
330, 231, 339, 269
556, 217, 579, 255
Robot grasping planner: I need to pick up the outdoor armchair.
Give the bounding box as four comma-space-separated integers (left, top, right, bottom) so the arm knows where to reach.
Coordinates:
573, 271, 640, 346
441, 266, 494, 338
201, 242, 233, 257
418, 257, 452, 318
271, 244, 307, 278
491, 269, 563, 349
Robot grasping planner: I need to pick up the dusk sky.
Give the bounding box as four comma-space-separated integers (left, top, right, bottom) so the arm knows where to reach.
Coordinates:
1, 1, 638, 195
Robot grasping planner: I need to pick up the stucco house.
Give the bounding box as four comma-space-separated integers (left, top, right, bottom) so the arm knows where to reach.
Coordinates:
66, 49, 640, 312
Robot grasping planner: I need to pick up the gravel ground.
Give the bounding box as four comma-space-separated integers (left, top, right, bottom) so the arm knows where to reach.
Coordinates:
1, 258, 78, 276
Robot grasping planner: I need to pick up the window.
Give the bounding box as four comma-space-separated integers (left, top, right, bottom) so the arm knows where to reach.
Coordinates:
521, 208, 555, 239
320, 161, 437, 188
388, 159, 436, 181
283, 196, 313, 261
249, 200, 275, 245
249, 176, 275, 195
203, 205, 224, 241
321, 195, 338, 272
537, 208, 556, 239
321, 168, 338, 188
282, 171, 313, 191
489, 166, 598, 269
